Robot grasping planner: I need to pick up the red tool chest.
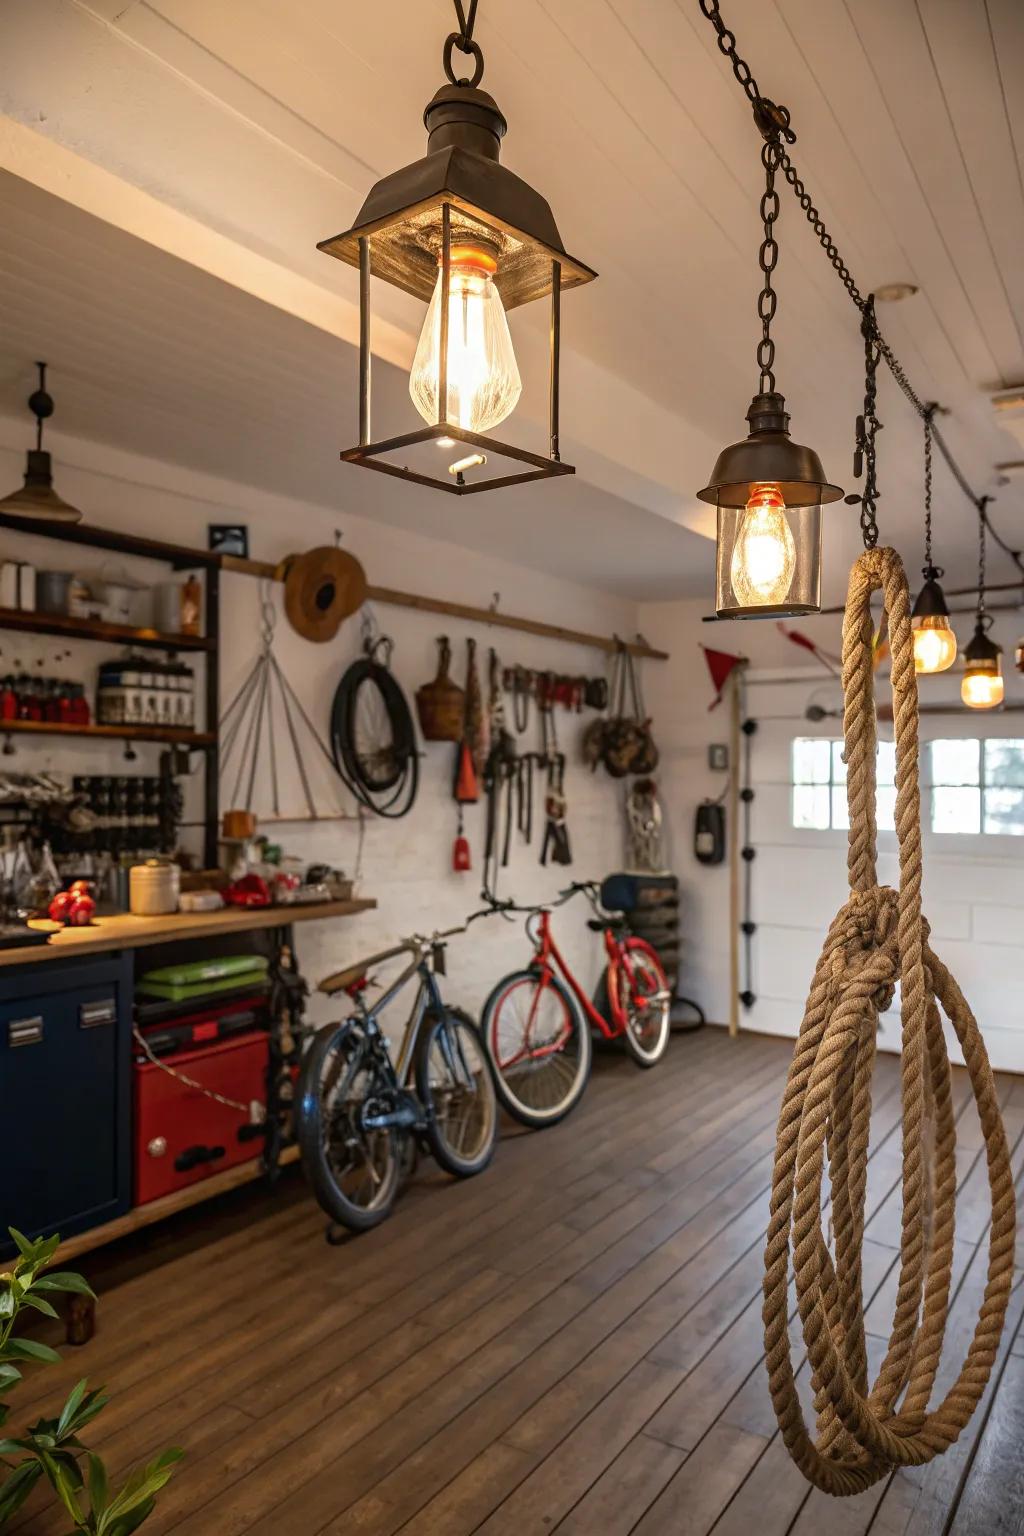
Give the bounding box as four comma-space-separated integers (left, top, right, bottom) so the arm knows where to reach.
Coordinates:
134, 1031, 269, 1205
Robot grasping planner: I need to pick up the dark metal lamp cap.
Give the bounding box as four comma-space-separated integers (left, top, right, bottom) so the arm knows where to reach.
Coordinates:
964, 618, 1002, 666
911, 566, 951, 621
0, 449, 82, 524
423, 83, 507, 161
697, 391, 844, 509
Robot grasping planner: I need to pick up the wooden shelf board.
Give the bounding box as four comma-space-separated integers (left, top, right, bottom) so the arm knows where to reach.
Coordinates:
0, 606, 213, 651
0, 896, 376, 968
55, 1147, 301, 1264
0, 718, 214, 746
0, 511, 219, 569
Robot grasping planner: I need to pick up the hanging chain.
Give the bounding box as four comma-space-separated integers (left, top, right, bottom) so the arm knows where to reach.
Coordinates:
698, 0, 795, 142
443, 0, 484, 87
757, 140, 781, 393
923, 404, 936, 570
977, 495, 989, 620
776, 148, 863, 308
852, 298, 882, 550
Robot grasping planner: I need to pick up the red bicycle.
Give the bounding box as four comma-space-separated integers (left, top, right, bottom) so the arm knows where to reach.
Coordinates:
481, 880, 670, 1129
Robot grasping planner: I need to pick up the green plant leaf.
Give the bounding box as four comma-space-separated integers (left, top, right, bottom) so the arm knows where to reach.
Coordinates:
0, 1362, 22, 1390
37, 1446, 84, 1525
98, 1447, 183, 1531
0, 1436, 29, 1454
33, 1272, 95, 1298
89, 1451, 109, 1517
0, 1287, 15, 1319
105, 1494, 156, 1536
7, 1227, 35, 1258
20, 1292, 59, 1320
4, 1337, 61, 1364
57, 1379, 89, 1439
0, 1457, 43, 1521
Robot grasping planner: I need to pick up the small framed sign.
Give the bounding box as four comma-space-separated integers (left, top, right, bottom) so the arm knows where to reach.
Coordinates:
208, 524, 249, 558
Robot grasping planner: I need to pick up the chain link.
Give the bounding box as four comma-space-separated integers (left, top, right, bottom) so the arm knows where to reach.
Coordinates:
757, 140, 781, 392
854, 299, 882, 550
977, 495, 989, 619
443, 0, 484, 87
923, 404, 935, 569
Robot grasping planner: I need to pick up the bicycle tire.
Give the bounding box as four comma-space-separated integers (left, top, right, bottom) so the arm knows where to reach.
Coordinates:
295, 1019, 402, 1231
609, 939, 671, 1068
482, 969, 592, 1129
416, 1007, 497, 1178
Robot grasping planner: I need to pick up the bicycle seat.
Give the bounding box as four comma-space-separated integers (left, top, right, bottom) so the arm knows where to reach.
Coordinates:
587, 915, 625, 932
319, 961, 369, 996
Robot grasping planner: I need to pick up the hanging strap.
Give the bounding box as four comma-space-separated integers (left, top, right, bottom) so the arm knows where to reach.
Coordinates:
762, 546, 1014, 1495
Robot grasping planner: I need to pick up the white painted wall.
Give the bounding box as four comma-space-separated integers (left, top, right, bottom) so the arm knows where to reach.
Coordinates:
640, 593, 1024, 1072
0, 417, 639, 1028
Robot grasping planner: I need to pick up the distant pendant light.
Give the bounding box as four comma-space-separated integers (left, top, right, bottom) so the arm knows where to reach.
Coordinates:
962, 499, 1003, 710
317, 0, 596, 495
911, 406, 957, 674
698, 105, 842, 618
0, 363, 82, 524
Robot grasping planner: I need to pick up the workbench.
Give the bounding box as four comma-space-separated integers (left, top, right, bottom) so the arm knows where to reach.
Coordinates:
0, 897, 377, 1261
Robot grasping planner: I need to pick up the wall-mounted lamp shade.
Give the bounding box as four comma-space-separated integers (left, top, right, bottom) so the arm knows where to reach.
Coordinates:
698, 393, 842, 618
318, 82, 596, 495
961, 620, 1003, 710
911, 568, 957, 675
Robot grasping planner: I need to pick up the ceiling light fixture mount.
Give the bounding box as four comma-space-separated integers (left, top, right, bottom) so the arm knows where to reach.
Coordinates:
0, 362, 83, 525
873, 282, 919, 304
318, 0, 596, 495
698, 102, 842, 618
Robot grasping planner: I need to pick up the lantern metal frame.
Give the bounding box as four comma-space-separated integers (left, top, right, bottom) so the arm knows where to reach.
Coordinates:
318, 34, 596, 496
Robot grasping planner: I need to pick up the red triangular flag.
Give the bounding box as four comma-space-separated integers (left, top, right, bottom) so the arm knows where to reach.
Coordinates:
701, 645, 745, 710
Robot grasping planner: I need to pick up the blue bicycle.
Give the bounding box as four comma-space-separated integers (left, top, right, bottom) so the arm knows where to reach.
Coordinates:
296, 917, 496, 1233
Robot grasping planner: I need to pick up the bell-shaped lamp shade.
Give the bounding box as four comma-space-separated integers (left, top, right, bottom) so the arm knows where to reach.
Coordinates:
0, 450, 82, 525
698, 393, 842, 618
911, 568, 957, 675
961, 620, 1003, 710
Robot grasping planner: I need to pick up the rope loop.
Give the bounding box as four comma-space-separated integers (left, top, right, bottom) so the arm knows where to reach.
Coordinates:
763, 547, 1015, 1495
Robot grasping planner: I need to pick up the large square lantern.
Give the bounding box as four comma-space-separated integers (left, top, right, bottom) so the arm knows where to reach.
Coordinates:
318, 51, 596, 496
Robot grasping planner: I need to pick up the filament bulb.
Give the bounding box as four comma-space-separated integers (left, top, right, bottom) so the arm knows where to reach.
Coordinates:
730, 483, 796, 608
409, 246, 521, 434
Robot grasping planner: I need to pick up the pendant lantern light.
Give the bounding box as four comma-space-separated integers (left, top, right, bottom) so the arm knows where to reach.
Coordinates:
962, 498, 1003, 710
698, 106, 842, 618
0, 363, 82, 524
317, 0, 596, 495
911, 406, 957, 674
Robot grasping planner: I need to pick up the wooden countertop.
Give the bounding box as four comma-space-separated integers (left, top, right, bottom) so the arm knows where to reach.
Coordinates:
0, 898, 376, 969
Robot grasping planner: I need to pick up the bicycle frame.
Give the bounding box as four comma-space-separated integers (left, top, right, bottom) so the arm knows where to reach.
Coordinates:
345, 944, 476, 1098
525, 908, 634, 1042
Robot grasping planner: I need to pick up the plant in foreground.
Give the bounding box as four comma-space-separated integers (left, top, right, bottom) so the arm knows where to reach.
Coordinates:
0, 1227, 182, 1532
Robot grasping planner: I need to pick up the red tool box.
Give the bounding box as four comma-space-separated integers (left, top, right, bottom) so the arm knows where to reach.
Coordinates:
134, 1030, 270, 1205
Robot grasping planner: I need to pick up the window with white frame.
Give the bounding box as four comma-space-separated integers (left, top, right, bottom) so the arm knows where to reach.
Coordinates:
930, 739, 1024, 836
792, 738, 896, 832
791, 737, 1024, 836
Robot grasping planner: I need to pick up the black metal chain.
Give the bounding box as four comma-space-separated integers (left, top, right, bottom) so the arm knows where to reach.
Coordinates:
443, 0, 484, 88
923, 404, 936, 569
849, 298, 882, 550
977, 494, 989, 620
757, 140, 780, 393
696, 0, 1024, 581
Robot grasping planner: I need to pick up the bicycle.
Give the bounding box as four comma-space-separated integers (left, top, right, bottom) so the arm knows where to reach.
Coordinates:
481, 879, 671, 1130
295, 916, 496, 1234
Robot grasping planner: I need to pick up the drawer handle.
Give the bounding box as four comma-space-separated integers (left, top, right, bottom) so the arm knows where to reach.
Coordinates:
80, 999, 116, 1030
8, 1016, 43, 1048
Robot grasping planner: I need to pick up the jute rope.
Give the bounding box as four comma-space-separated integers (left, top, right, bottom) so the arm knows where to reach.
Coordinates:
762, 546, 1016, 1496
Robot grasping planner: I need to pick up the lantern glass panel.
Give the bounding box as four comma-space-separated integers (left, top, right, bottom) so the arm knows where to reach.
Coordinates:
715, 497, 821, 617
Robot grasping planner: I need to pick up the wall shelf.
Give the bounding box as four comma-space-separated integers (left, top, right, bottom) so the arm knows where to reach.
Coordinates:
0, 607, 214, 652
0, 718, 215, 748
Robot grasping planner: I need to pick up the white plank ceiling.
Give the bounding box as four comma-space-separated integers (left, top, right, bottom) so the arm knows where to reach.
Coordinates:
0, 0, 1021, 603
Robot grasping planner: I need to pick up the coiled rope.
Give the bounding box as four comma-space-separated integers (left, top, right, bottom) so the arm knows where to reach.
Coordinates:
762, 546, 1015, 1496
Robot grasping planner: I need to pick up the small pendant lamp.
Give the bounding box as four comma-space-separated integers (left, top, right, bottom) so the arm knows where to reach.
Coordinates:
698, 105, 842, 618
911, 406, 957, 674
962, 498, 1003, 710
0, 363, 83, 524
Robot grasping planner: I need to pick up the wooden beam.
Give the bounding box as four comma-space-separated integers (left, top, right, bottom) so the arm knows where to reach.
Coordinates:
220, 555, 669, 661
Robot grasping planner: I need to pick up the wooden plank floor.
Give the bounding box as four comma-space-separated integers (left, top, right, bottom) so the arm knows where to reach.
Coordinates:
12, 1028, 1024, 1536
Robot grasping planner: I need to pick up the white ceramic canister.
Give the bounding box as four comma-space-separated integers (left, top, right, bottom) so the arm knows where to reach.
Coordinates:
129, 859, 181, 916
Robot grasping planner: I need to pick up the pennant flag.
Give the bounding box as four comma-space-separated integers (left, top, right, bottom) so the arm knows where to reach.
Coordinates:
701, 645, 745, 710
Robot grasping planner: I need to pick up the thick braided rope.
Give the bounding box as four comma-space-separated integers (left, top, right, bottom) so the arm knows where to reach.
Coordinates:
762, 546, 1015, 1496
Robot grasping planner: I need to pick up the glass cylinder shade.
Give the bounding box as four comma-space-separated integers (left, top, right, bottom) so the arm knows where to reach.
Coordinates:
409, 247, 522, 434
715, 487, 821, 618
961, 623, 1004, 710
912, 615, 958, 675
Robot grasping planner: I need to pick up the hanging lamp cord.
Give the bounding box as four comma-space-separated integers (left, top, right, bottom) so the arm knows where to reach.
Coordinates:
696, 0, 1023, 581
763, 545, 1014, 1496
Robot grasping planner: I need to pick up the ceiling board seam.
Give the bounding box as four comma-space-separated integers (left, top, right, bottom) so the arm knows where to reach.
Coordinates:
985, 0, 1024, 310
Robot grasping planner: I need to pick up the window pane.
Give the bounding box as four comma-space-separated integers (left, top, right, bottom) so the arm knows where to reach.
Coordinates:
930, 739, 979, 786
832, 741, 847, 784
932, 786, 981, 835
984, 741, 1024, 788
793, 785, 830, 829
876, 786, 896, 832
793, 738, 831, 785
832, 787, 849, 831
983, 788, 1024, 836
876, 740, 896, 787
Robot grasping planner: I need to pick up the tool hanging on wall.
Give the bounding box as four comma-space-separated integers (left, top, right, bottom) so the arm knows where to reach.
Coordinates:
538, 698, 571, 866
625, 777, 665, 872
481, 649, 518, 894
280, 538, 367, 643
763, 548, 1013, 1495
330, 629, 419, 818
415, 635, 464, 741
694, 798, 726, 866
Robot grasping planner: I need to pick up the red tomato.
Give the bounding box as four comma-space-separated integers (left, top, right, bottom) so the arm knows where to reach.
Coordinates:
48, 890, 74, 924
67, 893, 96, 927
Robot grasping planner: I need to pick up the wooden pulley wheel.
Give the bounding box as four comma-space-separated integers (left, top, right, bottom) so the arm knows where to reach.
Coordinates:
279, 545, 368, 643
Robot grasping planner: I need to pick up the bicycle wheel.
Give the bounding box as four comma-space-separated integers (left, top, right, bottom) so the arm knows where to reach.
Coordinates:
416, 1007, 496, 1177
296, 1020, 403, 1231
610, 938, 671, 1067
482, 969, 592, 1128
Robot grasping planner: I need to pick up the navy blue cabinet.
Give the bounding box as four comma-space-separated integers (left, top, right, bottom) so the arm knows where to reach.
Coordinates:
0, 954, 132, 1245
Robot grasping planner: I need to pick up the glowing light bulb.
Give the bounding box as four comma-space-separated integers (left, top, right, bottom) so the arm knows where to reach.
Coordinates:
912, 615, 958, 675
962, 668, 1004, 709
729, 483, 796, 609
409, 246, 521, 434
